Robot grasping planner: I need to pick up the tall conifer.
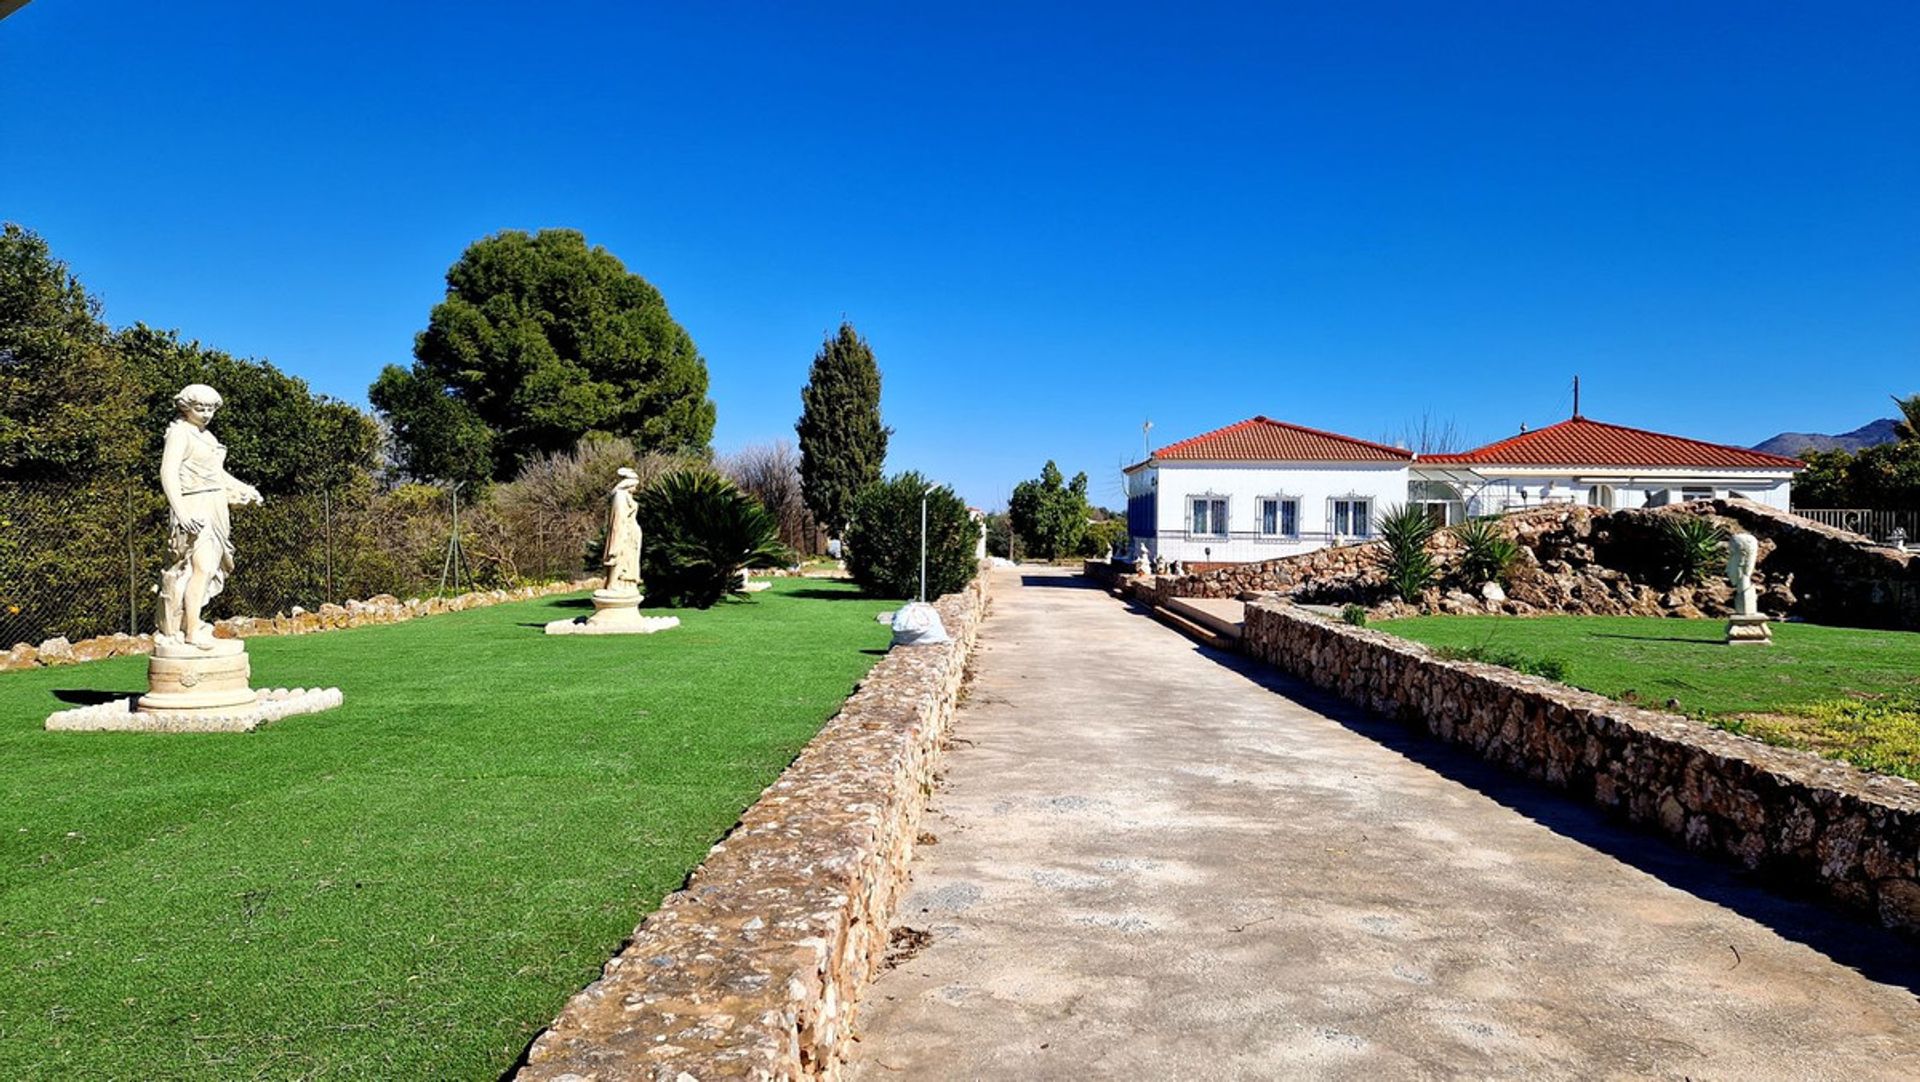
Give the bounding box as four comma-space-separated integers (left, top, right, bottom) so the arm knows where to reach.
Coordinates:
796, 322, 889, 536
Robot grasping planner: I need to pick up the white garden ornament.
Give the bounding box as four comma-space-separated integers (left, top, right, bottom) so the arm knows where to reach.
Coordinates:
545, 467, 680, 635
46, 384, 344, 732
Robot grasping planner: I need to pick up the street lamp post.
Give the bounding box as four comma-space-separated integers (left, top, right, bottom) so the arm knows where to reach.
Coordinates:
919, 485, 934, 603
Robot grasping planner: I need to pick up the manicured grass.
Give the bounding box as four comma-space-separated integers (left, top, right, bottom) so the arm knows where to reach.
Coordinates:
0, 579, 894, 1078
1376, 615, 1920, 780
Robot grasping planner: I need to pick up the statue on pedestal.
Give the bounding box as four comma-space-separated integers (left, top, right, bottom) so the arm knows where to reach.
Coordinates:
48, 383, 347, 730
546, 467, 679, 636
156, 384, 262, 649
1724, 530, 1772, 645
601, 468, 642, 594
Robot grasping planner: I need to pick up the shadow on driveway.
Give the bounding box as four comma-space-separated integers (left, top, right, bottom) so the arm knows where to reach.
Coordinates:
1182, 634, 1920, 999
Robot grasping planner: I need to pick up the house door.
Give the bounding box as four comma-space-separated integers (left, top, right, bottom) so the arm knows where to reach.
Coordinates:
1587, 484, 1616, 509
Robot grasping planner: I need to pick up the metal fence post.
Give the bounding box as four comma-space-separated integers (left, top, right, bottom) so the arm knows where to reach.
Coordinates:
124, 480, 138, 635
323, 487, 334, 603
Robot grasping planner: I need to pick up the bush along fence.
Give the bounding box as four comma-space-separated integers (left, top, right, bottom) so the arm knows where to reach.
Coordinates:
1237, 598, 1920, 935
3, 578, 603, 673
517, 570, 991, 1081
0, 479, 604, 649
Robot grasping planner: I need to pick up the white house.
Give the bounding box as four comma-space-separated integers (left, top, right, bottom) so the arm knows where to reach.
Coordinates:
1126, 414, 1802, 567
1124, 417, 1415, 565
1413, 416, 1800, 522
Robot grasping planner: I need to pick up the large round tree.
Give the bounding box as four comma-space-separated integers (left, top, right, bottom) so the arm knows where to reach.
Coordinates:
372, 229, 715, 483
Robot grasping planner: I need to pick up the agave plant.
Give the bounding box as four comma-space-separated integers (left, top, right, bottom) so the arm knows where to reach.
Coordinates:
1378, 503, 1438, 603
1454, 516, 1520, 586
1659, 514, 1728, 586
636, 469, 795, 608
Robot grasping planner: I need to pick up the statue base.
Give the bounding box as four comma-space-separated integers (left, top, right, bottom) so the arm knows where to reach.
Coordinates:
47, 687, 344, 733
138, 638, 258, 714
43, 637, 345, 731
1726, 613, 1773, 646
544, 590, 680, 636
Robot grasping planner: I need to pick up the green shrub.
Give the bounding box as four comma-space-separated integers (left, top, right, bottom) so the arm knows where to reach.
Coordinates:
1454, 516, 1520, 586
845, 471, 977, 600
1081, 518, 1131, 559
1378, 503, 1438, 603
637, 469, 792, 608
1432, 642, 1569, 681
1659, 514, 1728, 586
1340, 603, 1369, 627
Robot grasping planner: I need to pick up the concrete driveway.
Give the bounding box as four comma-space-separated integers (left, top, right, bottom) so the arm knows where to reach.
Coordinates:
848, 566, 1920, 1080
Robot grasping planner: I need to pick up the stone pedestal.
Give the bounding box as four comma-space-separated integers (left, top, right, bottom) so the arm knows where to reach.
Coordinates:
139, 639, 258, 714
1726, 614, 1773, 645
45, 637, 343, 732
545, 590, 680, 636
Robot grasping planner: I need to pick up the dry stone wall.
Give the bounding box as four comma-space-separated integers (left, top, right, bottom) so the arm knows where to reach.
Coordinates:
1242, 598, 1920, 933
516, 573, 990, 1082
1, 578, 603, 673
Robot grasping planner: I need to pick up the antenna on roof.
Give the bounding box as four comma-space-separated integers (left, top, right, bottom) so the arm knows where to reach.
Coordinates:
1573, 374, 1582, 419
1142, 419, 1153, 461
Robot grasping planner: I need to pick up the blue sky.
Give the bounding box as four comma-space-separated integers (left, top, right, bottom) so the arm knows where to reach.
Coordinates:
3, 2, 1915, 509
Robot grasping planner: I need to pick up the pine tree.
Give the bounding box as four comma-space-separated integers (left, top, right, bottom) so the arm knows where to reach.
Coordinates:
796, 322, 889, 537
371, 229, 714, 483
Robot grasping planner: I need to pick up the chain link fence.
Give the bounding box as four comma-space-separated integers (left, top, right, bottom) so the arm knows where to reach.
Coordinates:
0, 479, 601, 648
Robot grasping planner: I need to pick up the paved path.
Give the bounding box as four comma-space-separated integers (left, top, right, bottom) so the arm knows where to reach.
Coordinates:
848, 567, 1920, 1080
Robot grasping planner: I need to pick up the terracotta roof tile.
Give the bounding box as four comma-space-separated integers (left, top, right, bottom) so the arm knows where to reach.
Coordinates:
1147, 416, 1413, 464
1423, 417, 1804, 469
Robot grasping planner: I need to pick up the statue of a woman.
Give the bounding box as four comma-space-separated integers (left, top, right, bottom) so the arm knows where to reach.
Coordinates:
602, 468, 642, 594
157, 384, 262, 647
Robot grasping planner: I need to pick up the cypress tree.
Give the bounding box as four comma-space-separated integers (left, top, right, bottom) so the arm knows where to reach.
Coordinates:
796, 322, 889, 536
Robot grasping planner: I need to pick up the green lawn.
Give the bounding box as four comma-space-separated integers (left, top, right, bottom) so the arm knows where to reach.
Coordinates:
0, 578, 894, 1079
1377, 615, 1920, 780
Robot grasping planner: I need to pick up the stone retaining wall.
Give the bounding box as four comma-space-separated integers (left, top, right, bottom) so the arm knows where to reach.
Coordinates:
1241, 598, 1920, 933
517, 573, 991, 1081
1, 578, 603, 672
1142, 501, 1918, 630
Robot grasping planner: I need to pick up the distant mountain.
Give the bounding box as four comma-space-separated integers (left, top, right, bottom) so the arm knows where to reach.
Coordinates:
1753, 418, 1901, 457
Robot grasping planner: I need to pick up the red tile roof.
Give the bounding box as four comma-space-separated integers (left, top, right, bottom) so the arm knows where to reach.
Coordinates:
1146, 416, 1413, 464
1423, 417, 1804, 469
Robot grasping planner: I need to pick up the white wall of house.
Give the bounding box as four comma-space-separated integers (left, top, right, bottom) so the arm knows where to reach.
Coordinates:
1125, 461, 1796, 565
1414, 469, 1795, 517
1128, 461, 1411, 562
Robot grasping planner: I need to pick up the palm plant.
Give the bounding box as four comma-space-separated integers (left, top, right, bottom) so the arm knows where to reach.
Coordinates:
1659, 514, 1728, 586
637, 469, 794, 608
1378, 503, 1438, 603
1892, 393, 1920, 442
1454, 516, 1520, 586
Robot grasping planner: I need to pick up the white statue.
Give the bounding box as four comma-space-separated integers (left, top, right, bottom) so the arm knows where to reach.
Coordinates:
1724, 530, 1771, 644
602, 468, 642, 594
157, 384, 262, 648
545, 466, 679, 636
1726, 531, 1759, 617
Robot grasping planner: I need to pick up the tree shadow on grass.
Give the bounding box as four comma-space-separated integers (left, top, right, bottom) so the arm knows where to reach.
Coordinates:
784, 587, 874, 601
1184, 638, 1920, 997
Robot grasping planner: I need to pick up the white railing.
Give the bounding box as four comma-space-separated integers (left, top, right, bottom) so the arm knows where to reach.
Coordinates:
1792, 508, 1920, 545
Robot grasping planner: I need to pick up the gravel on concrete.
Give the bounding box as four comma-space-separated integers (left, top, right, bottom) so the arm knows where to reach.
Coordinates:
848, 566, 1920, 1080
